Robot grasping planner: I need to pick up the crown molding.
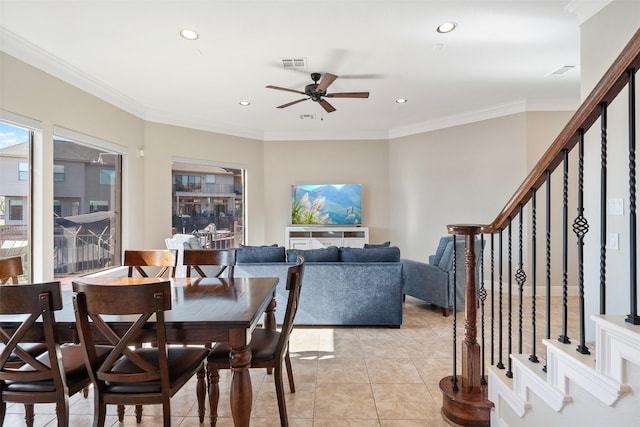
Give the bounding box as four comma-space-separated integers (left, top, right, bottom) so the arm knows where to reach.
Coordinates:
388, 98, 578, 140
565, 0, 614, 25
0, 27, 147, 119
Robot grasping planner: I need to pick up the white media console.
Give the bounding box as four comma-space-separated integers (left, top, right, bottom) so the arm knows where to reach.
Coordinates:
285, 226, 369, 249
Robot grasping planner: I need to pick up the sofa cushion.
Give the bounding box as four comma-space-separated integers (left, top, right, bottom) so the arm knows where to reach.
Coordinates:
438, 242, 455, 270
236, 246, 286, 263
364, 241, 391, 248
287, 246, 340, 262
339, 246, 400, 262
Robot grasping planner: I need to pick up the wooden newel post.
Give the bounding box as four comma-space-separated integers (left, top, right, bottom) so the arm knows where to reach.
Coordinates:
439, 224, 493, 427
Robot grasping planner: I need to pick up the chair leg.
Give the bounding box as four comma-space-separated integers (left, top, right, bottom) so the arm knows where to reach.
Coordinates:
274, 363, 289, 427
117, 404, 125, 421
441, 307, 450, 317
197, 363, 206, 422
55, 398, 69, 427
284, 351, 295, 393
135, 404, 143, 422
24, 404, 34, 427
163, 396, 171, 427
207, 362, 220, 426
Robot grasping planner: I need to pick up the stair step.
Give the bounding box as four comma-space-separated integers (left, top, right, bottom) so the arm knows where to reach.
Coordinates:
511, 353, 569, 411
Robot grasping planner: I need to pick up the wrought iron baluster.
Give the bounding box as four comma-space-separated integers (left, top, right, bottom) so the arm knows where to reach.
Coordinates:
546, 170, 552, 342
452, 234, 458, 390
491, 233, 495, 367
516, 205, 527, 354
559, 149, 571, 344
627, 68, 640, 325
479, 234, 487, 385
530, 189, 539, 363
600, 102, 608, 315
507, 217, 513, 378
573, 130, 590, 354
497, 228, 505, 370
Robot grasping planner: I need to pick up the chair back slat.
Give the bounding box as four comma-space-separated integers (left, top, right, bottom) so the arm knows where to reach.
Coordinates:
277, 256, 305, 354
124, 250, 177, 278
0, 256, 24, 284
73, 280, 172, 390
183, 249, 236, 278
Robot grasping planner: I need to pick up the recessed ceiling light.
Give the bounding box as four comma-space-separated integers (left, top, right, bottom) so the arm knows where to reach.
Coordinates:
437, 22, 457, 34
239, 101, 251, 106
396, 98, 408, 104
180, 29, 199, 40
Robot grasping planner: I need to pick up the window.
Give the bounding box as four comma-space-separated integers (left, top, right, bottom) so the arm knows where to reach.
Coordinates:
53, 164, 65, 182
0, 119, 33, 283
172, 162, 245, 248
18, 162, 28, 181
174, 175, 202, 192
53, 135, 122, 277
8, 199, 24, 221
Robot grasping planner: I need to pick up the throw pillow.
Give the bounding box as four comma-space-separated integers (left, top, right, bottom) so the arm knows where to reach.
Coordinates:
339, 246, 401, 262
236, 246, 286, 263
287, 246, 340, 262
364, 241, 390, 248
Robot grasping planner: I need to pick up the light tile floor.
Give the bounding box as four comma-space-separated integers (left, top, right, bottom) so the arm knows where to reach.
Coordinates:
4, 295, 574, 426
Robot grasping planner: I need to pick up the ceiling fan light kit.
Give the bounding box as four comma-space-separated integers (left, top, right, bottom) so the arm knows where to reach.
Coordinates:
266, 72, 370, 113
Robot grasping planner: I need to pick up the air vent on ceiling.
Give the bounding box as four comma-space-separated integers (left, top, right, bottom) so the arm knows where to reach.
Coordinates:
547, 65, 576, 76
281, 57, 307, 68
299, 114, 316, 120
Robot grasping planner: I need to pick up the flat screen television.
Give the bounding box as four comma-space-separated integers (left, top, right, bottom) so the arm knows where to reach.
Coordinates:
291, 184, 362, 225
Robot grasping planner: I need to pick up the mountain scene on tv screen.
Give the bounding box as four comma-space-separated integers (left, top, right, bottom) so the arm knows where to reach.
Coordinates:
291, 184, 361, 225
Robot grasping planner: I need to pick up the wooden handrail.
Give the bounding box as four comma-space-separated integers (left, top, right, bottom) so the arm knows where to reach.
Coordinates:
483, 27, 640, 234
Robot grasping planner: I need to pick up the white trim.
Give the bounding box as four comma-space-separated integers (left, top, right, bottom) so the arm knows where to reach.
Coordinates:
0, 109, 42, 130
172, 156, 248, 172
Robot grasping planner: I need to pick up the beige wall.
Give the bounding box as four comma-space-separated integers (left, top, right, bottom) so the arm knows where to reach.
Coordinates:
263, 140, 390, 245
0, 52, 145, 281
143, 122, 265, 248
389, 114, 529, 261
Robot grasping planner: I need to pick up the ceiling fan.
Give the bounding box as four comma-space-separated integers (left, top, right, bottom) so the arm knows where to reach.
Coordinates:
266, 72, 369, 113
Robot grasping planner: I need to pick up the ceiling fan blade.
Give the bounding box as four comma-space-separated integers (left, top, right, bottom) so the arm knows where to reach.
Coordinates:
326, 92, 370, 98
316, 73, 338, 93
318, 99, 336, 113
277, 98, 309, 109
266, 85, 306, 95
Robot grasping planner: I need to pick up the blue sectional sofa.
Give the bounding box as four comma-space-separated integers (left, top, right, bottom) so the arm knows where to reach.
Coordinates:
233, 245, 404, 327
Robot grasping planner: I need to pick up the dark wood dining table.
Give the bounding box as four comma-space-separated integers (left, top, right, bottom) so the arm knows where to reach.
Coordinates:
0, 276, 279, 427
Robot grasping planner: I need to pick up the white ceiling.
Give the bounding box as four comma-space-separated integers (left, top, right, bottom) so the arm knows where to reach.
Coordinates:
0, 1, 608, 141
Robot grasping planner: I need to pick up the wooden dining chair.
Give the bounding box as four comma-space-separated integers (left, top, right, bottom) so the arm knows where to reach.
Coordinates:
183, 248, 236, 278
72, 280, 209, 427
124, 249, 178, 278
206, 256, 305, 427
0, 256, 24, 284
0, 281, 104, 427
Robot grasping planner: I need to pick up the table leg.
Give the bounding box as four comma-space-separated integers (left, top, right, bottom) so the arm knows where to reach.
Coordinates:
229, 343, 252, 427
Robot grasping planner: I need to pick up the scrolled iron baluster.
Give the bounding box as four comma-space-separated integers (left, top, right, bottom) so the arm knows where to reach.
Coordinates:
497, 228, 505, 370
559, 149, 571, 344
507, 217, 513, 378
452, 234, 458, 390
627, 68, 640, 325
530, 189, 539, 363
573, 130, 590, 355
479, 234, 487, 385
491, 233, 495, 367
600, 102, 608, 315
516, 205, 527, 355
